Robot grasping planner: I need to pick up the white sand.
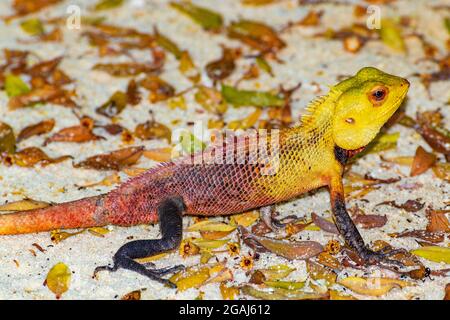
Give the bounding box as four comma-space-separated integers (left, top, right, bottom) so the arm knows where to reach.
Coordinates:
0, 0, 448, 299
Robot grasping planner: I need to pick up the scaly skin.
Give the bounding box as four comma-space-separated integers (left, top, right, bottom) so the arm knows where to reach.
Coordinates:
0, 67, 410, 284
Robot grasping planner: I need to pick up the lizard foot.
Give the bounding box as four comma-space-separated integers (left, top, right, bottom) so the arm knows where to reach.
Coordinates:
358, 247, 414, 273
93, 196, 185, 288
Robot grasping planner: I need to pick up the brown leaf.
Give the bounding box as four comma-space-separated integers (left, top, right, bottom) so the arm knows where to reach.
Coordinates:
7, 0, 62, 20
239, 226, 323, 260
121, 290, 141, 300
426, 208, 450, 233
134, 119, 171, 143
410, 146, 436, 176
354, 214, 387, 229
26, 57, 62, 78
74, 146, 145, 170
8, 85, 65, 109
376, 199, 425, 212
13, 147, 72, 167
93, 63, 160, 77
96, 91, 128, 117
142, 147, 173, 162
416, 113, 450, 157
445, 284, 450, 300
17, 119, 55, 142
126, 79, 141, 106
298, 10, 323, 27
44, 117, 103, 145
389, 230, 445, 243
139, 76, 175, 103
227, 20, 285, 53
311, 213, 338, 234
0, 122, 16, 154
205, 47, 238, 82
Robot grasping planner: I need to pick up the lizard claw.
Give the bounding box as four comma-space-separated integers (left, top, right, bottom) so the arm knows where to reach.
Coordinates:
358, 247, 416, 273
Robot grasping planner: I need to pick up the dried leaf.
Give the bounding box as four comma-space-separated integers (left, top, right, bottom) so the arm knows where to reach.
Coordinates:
410, 146, 436, 176
376, 199, 425, 212
80, 173, 121, 187
426, 209, 450, 233
140, 76, 175, 103
329, 290, 357, 300
390, 230, 445, 243
121, 290, 141, 300
228, 109, 262, 130
187, 220, 236, 232
230, 210, 260, 227
379, 18, 406, 53
354, 214, 387, 229
74, 146, 144, 170
179, 51, 200, 83
306, 260, 337, 286
134, 120, 171, 143
257, 265, 295, 281
169, 265, 211, 291
0, 122, 16, 154
239, 226, 323, 260
445, 283, 450, 300
44, 119, 103, 145
338, 277, 413, 297
8, 85, 66, 110
0, 199, 49, 211
93, 63, 158, 77
242, 0, 279, 5
191, 238, 230, 249
255, 56, 273, 76
264, 280, 305, 290
227, 20, 285, 53
96, 91, 128, 117
205, 47, 237, 82
88, 227, 110, 236
311, 213, 338, 234
241, 285, 328, 300
126, 79, 141, 105
221, 85, 285, 108
5, 74, 30, 97
143, 147, 173, 162
17, 119, 55, 142
8, 0, 62, 19
416, 115, 450, 157
364, 132, 400, 154
194, 86, 227, 114
13, 147, 72, 167
411, 246, 450, 264
44, 262, 71, 299
170, 2, 223, 31
220, 282, 239, 300
50, 229, 85, 244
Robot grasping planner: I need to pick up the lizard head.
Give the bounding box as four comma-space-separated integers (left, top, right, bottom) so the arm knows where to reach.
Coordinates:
332, 67, 409, 150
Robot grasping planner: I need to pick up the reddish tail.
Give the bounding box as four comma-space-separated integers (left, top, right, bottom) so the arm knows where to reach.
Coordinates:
0, 195, 106, 235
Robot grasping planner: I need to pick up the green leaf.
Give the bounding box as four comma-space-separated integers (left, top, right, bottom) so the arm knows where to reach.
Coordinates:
221, 85, 285, 108
256, 56, 273, 76
154, 30, 183, 59
366, 132, 400, 154
94, 0, 124, 11
170, 2, 223, 31
445, 18, 450, 34
180, 132, 206, 154
20, 18, 45, 36
5, 74, 30, 98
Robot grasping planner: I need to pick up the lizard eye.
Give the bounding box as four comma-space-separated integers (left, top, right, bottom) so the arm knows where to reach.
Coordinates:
368, 85, 389, 106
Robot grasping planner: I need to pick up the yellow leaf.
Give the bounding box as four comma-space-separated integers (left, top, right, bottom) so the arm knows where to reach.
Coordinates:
20, 18, 45, 36
80, 173, 121, 187
379, 18, 406, 53
0, 199, 50, 211
121, 290, 141, 300
220, 282, 239, 300
142, 148, 173, 162
122, 167, 148, 177
191, 238, 230, 249
306, 260, 337, 286
411, 246, 450, 264
329, 290, 357, 300
187, 220, 236, 232
258, 264, 295, 281
169, 266, 211, 291
50, 229, 85, 244
88, 227, 110, 237
135, 252, 170, 264
338, 277, 413, 297
231, 210, 260, 227
45, 262, 71, 299
264, 280, 305, 290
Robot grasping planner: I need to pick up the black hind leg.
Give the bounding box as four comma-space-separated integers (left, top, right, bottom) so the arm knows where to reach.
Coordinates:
94, 196, 185, 288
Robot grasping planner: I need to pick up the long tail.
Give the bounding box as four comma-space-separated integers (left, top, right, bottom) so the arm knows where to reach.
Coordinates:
0, 195, 107, 235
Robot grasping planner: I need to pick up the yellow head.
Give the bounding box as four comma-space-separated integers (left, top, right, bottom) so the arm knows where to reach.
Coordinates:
332, 67, 409, 150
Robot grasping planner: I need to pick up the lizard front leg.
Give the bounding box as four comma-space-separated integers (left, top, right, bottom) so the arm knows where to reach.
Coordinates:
329, 176, 405, 271
94, 196, 185, 288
